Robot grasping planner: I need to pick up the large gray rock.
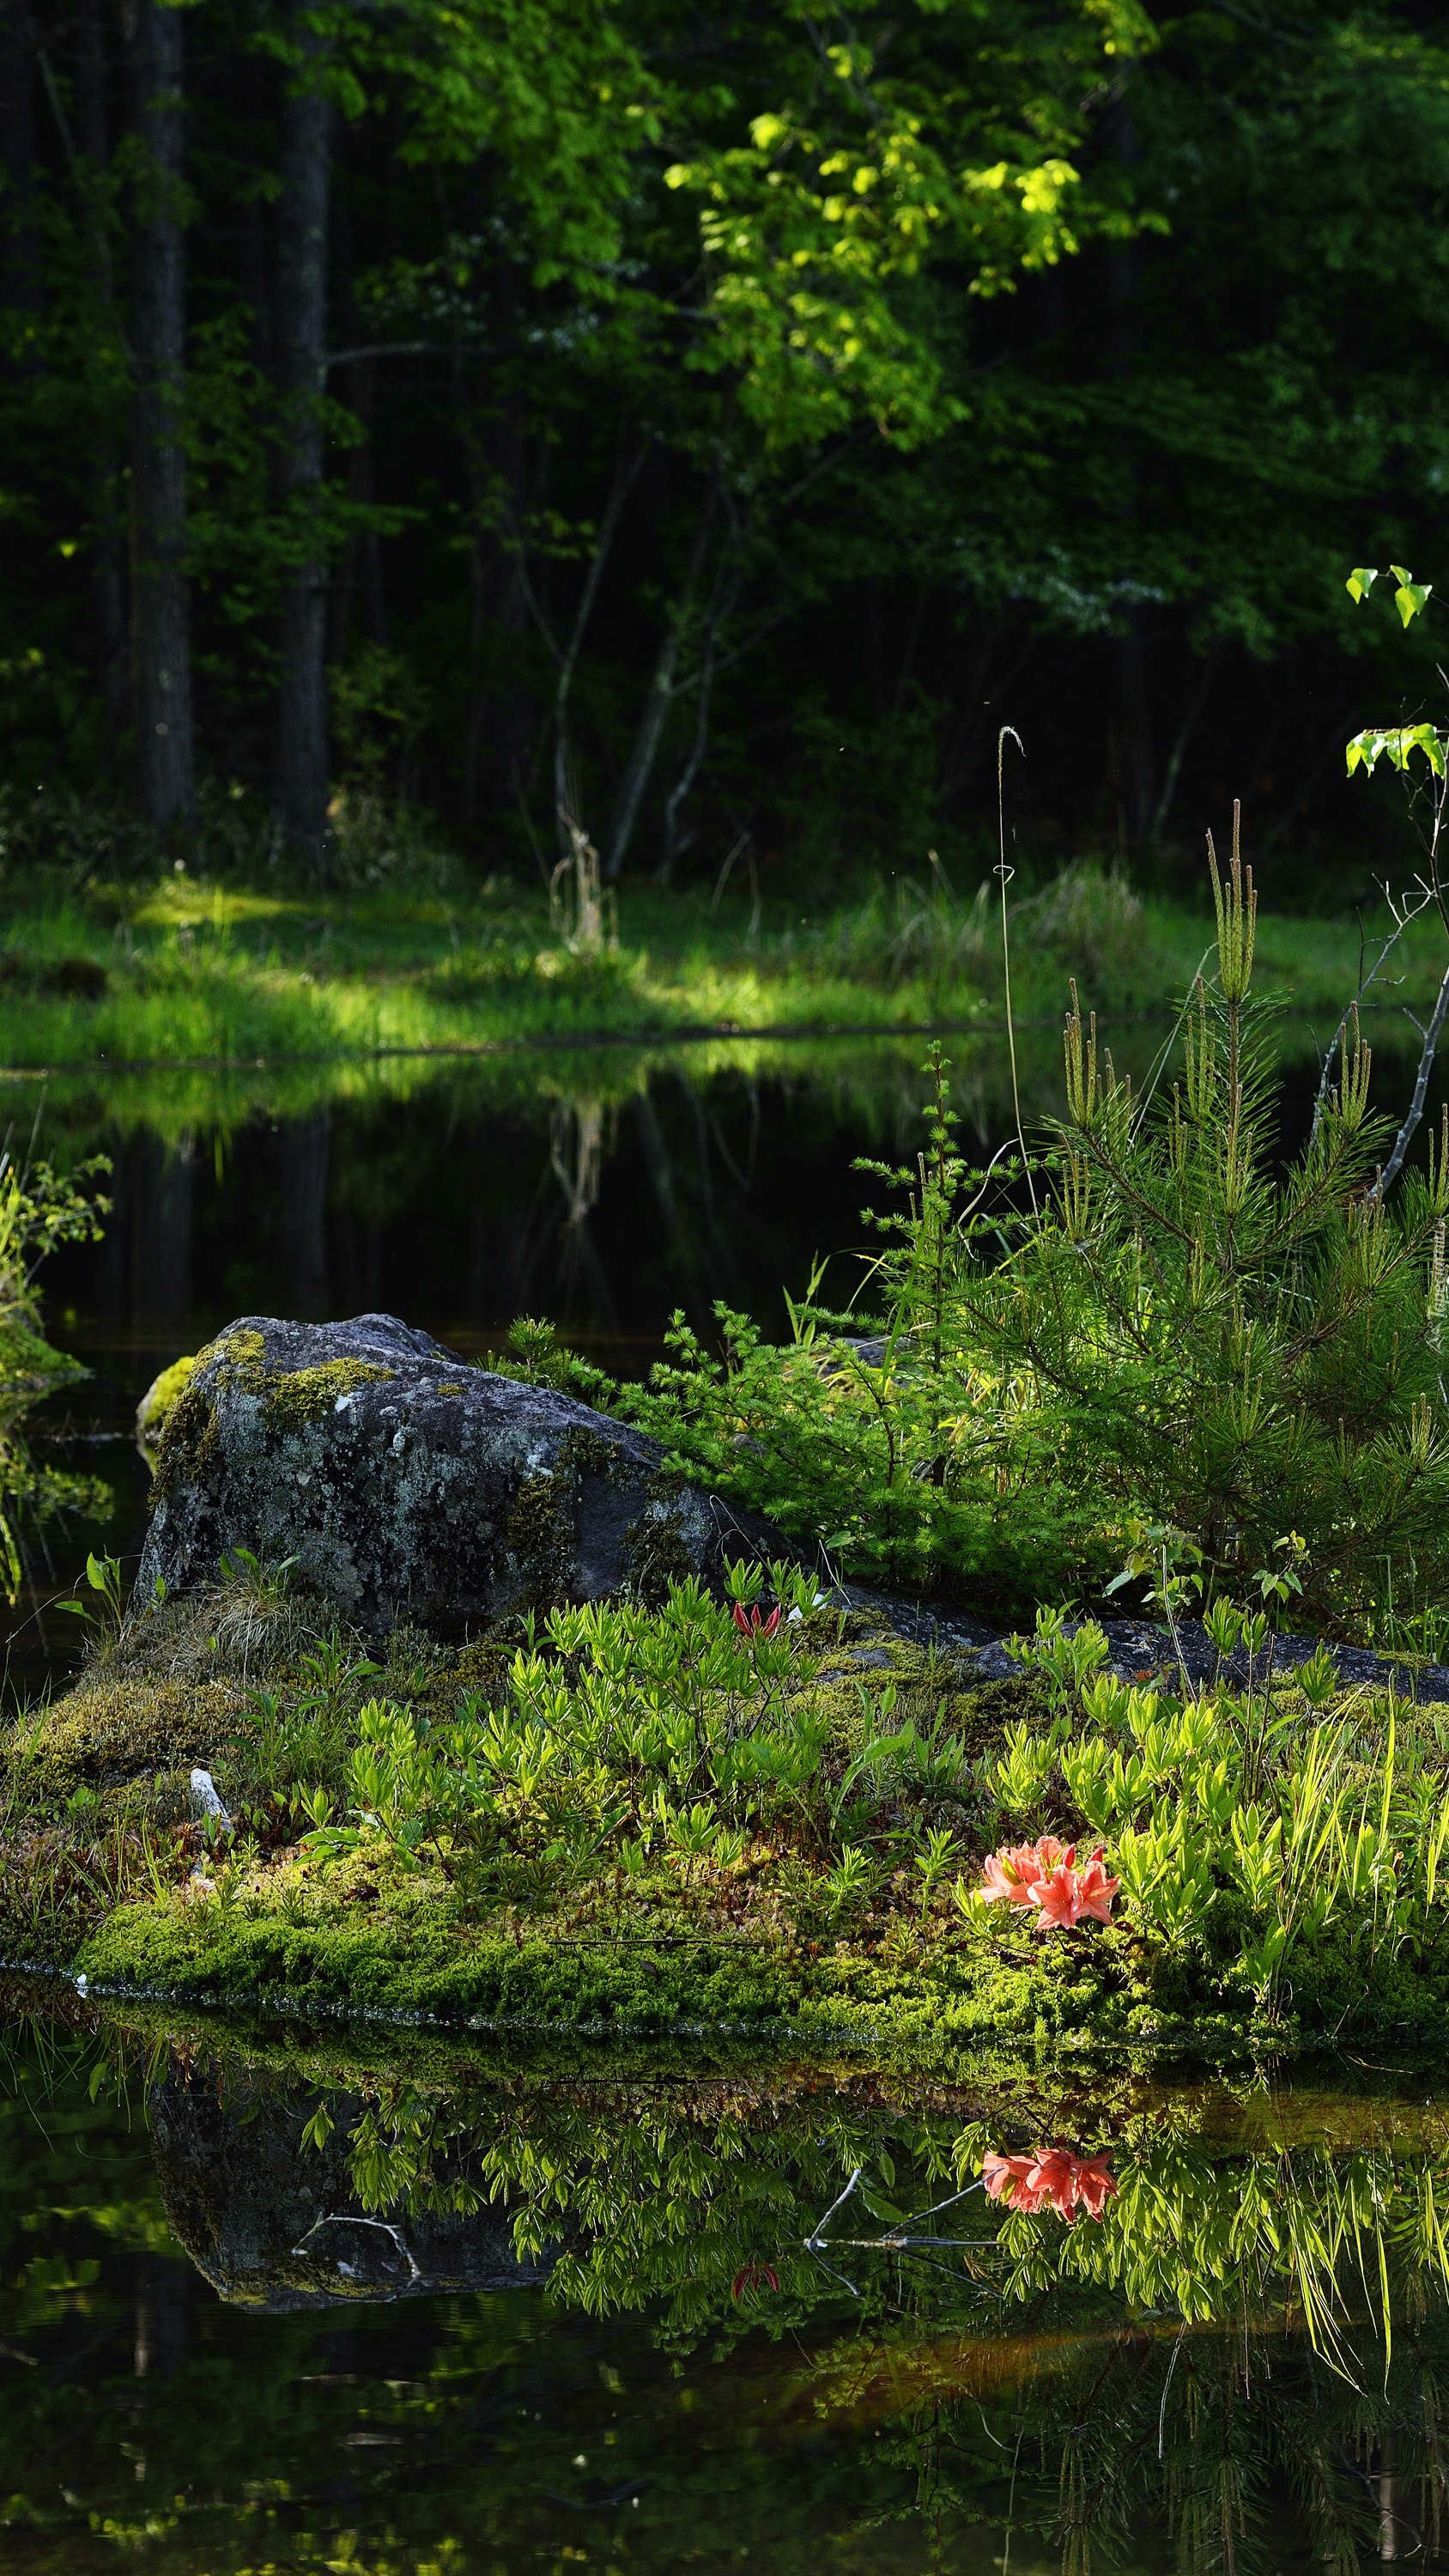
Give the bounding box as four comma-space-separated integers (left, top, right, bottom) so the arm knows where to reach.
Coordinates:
138, 1312, 774, 1636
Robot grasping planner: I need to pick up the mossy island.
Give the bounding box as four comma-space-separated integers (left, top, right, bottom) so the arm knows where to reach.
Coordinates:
13, 854, 1449, 2065
6, 1309, 1449, 2066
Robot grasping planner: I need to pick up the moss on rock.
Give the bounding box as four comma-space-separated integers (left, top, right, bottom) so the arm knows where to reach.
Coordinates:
262, 1358, 396, 1431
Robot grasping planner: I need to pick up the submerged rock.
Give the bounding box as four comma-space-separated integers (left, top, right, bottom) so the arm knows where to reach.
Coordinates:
137, 1311, 778, 1635
149, 2057, 549, 2311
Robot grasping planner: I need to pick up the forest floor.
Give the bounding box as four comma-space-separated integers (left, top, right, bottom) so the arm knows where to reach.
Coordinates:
0, 862, 1440, 1076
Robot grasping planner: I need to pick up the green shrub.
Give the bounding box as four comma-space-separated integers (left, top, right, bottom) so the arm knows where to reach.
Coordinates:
622, 833, 1449, 1632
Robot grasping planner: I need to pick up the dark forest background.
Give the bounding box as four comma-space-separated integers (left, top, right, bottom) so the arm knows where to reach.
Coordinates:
2, 0, 1447, 898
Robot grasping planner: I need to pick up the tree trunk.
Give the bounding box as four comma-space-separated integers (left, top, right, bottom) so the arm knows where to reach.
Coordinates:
603, 465, 720, 881
324, 131, 384, 669
1106, 104, 1154, 852
128, 0, 196, 837
464, 385, 530, 826
273, 14, 331, 868
0, 0, 40, 323
76, 0, 129, 737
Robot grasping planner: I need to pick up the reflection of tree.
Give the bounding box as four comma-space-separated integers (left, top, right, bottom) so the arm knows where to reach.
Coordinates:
545, 1095, 616, 1323
7, 2017, 1449, 2573
0, 1394, 110, 1604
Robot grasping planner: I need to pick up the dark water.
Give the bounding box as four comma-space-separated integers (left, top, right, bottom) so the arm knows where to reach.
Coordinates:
3, 1992, 1448, 2576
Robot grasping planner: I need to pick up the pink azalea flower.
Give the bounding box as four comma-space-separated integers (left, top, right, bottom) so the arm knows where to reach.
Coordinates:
980, 1850, 1037, 1906
980, 1834, 1119, 1929
979, 1835, 1075, 1906
1071, 1850, 1122, 1926
1028, 1863, 1085, 1931
981, 2146, 1117, 2223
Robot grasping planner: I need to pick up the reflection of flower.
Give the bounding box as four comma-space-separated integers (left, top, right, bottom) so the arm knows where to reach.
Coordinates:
981, 2146, 1117, 2223
979, 1837, 1120, 1929
732, 1602, 781, 1642
731, 2261, 780, 2300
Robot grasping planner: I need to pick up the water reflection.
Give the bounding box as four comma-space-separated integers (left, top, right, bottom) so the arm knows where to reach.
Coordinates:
5, 1998, 1449, 2571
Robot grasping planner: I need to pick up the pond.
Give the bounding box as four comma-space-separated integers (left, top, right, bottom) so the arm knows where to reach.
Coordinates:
1, 1984, 1446, 2576
5, 1013, 1449, 2568
1, 1008, 1443, 1698
3, 1037, 938, 1698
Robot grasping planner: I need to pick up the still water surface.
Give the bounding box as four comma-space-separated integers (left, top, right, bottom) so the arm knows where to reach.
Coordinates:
1, 1992, 1446, 2575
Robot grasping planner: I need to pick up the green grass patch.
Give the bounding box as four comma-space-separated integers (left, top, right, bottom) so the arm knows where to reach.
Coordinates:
0, 861, 1440, 1075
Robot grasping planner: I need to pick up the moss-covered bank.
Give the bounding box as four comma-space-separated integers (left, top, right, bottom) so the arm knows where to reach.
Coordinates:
5, 1568, 1449, 2063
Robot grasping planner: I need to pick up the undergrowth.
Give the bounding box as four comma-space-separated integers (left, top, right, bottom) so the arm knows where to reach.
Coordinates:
619, 829, 1449, 1636
6, 1566, 1449, 2050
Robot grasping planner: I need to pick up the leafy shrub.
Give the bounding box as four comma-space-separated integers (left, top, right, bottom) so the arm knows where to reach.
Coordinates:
997, 1606, 1449, 2020
621, 832, 1449, 1631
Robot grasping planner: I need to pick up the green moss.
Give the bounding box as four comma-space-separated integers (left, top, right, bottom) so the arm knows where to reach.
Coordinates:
149, 1346, 224, 1499
625, 1467, 699, 1606
0, 1315, 87, 1390
149, 1337, 399, 1495
5, 1673, 237, 1802
450, 1640, 513, 1704
216, 1327, 266, 1382
136, 1352, 198, 1459
562, 1425, 617, 1479
262, 1358, 394, 1430
503, 1470, 574, 1608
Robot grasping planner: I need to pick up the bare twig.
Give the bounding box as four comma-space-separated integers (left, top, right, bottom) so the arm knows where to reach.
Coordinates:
1313, 877, 1434, 1139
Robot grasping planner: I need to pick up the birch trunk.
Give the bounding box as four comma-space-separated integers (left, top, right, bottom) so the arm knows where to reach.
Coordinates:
603, 468, 718, 881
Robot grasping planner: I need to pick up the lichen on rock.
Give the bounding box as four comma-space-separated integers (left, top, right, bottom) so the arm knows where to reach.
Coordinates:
137, 1309, 785, 1637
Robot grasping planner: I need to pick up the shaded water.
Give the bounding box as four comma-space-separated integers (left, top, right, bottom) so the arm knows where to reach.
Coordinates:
3, 1990, 1449, 2575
